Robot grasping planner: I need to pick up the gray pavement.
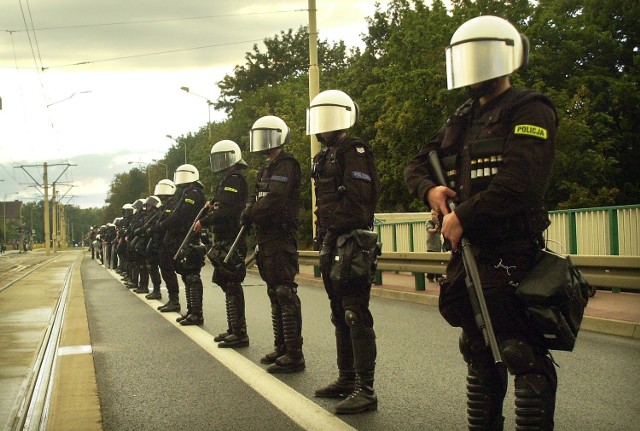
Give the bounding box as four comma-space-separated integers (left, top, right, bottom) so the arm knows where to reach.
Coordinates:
80, 254, 640, 431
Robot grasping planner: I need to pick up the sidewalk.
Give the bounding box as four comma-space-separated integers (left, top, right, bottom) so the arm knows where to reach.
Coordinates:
295, 266, 640, 339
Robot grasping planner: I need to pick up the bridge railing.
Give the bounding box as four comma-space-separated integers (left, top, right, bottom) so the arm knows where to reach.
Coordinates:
298, 251, 640, 293
373, 204, 640, 256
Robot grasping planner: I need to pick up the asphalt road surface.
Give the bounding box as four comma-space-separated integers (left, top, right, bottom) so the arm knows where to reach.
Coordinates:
82, 257, 640, 431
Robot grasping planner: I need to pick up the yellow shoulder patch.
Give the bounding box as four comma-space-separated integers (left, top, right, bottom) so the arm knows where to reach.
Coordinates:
514, 124, 548, 139
224, 186, 238, 193
184, 198, 195, 204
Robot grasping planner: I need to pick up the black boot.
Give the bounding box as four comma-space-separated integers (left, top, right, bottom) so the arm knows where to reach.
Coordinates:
176, 282, 192, 323
145, 286, 161, 300
335, 372, 377, 414
266, 293, 305, 373
260, 303, 285, 364
158, 297, 180, 313
335, 325, 377, 414
218, 288, 249, 348
214, 292, 233, 342
180, 276, 204, 326
315, 328, 355, 398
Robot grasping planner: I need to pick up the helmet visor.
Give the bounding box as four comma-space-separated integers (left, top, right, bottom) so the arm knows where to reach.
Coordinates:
250, 128, 282, 152
210, 150, 236, 172
306, 103, 353, 135
446, 38, 517, 89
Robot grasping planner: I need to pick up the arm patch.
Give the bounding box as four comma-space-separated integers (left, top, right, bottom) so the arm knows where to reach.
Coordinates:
223, 186, 238, 193
514, 124, 548, 139
184, 198, 195, 204
270, 175, 288, 183
351, 171, 372, 182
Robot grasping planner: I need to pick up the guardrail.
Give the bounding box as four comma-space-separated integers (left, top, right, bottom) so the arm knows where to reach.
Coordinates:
298, 251, 640, 293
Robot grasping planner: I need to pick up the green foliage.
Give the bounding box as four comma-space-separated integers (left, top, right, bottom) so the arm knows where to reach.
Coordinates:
102, 0, 639, 235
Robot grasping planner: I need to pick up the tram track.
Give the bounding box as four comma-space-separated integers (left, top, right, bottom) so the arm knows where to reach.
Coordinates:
0, 252, 82, 430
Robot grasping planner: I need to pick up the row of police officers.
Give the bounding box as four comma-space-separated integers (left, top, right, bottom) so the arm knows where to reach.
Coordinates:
91, 15, 562, 429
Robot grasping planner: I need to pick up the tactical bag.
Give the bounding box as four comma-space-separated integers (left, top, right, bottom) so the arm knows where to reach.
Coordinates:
328, 229, 382, 284
515, 249, 590, 351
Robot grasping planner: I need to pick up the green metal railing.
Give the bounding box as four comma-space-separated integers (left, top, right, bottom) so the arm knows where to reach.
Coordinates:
374, 204, 640, 257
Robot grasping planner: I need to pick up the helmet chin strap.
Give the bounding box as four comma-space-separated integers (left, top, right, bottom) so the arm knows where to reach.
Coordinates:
466, 78, 499, 100
316, 131, 343, 146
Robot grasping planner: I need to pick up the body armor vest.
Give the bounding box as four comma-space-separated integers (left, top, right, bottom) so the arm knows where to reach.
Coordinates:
440, 89, 556, 243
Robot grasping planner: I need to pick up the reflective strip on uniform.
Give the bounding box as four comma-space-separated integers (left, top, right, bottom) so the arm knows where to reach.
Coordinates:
270, 175, 288, 183
185, 198, 195, 204
514, 124, 548, 139
224, 186, 238, 193
351, 171, 371, 182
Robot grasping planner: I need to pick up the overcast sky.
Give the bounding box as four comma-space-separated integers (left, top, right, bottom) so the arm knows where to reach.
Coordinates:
0, 0, 388, 208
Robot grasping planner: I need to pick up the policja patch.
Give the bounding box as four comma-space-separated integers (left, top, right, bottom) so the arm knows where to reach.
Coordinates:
514, 124, 548, 139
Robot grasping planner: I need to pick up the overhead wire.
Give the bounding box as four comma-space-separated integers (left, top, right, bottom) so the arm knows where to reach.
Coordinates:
42, 38, 266, 70
2, 9, 307, 32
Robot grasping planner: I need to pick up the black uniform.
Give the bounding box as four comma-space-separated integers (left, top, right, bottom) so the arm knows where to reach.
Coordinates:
313, 134, 380, 412
200, 170, 248, 347
404, 87, 558, 430
152, 194, 180, 308
159, 182, 206, 322
243, 149, 304, 372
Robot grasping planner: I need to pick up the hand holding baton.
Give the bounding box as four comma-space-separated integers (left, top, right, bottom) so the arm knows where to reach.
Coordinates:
223, 225, 248, 264
173, 205, 209, 261
427, 151, 502, 365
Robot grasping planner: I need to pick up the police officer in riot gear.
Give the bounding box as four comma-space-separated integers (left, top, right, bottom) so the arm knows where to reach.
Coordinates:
124, 199, 146, 290
242, 115, 304, 373
404, 16, 558, 431
149, 179, 181, 307
132, 196, 162, 295
308, 90, 381, 414
159, 164, 206, 323
195, 140, 249, 348
145, 180, 177, 301
117, 204, 134, 275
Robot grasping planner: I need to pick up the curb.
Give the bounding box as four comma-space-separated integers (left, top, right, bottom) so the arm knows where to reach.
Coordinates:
287, 271, 639, 340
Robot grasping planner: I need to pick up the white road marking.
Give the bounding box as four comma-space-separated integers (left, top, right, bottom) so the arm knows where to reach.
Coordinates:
105, 269, 356, 431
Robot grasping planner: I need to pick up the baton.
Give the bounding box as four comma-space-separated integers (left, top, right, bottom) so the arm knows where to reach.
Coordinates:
223, 225, 248, 264
428, 150, 502, 365
173, 205, 208, 261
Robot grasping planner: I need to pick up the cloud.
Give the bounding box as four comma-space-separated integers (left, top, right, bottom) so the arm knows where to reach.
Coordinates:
1, 0, 389, 208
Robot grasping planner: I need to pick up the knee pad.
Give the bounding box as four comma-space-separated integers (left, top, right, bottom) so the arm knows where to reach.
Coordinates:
499, 339, 536, 375
344, 309, 359, 328
275, 285, 294, 303
185, 273, 201, 285
459, 331, 493, 365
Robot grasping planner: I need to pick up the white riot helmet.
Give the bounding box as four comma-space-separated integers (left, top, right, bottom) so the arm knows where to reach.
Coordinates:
210, 140, 248, 172
121, 203, 134, 217
132, 199, 145, 213
250, 115, 290, 153
173, 164, 199, 185
306, 90, 358, 135
144, 195, 162, 209
154, 179, 176, 197
445, 15, 529, 90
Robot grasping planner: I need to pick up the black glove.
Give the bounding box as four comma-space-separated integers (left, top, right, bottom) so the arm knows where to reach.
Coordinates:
134, 227, 145, 237
240, 207, 252, 227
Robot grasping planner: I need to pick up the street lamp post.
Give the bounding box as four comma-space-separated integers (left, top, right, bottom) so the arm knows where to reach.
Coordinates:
180, 86, 213, 141
3, 191, 18, 246
128, 161, 151, 195
152, 159, 169, 178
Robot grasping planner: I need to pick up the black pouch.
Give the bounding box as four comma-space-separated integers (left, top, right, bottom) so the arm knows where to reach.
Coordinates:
207, 243, 246, 282
515, 249, 590, 351
175, 242, 206, 274
329, 229, 382, 284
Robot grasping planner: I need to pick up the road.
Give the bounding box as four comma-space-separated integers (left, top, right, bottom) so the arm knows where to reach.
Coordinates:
80, 256, 640, 431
